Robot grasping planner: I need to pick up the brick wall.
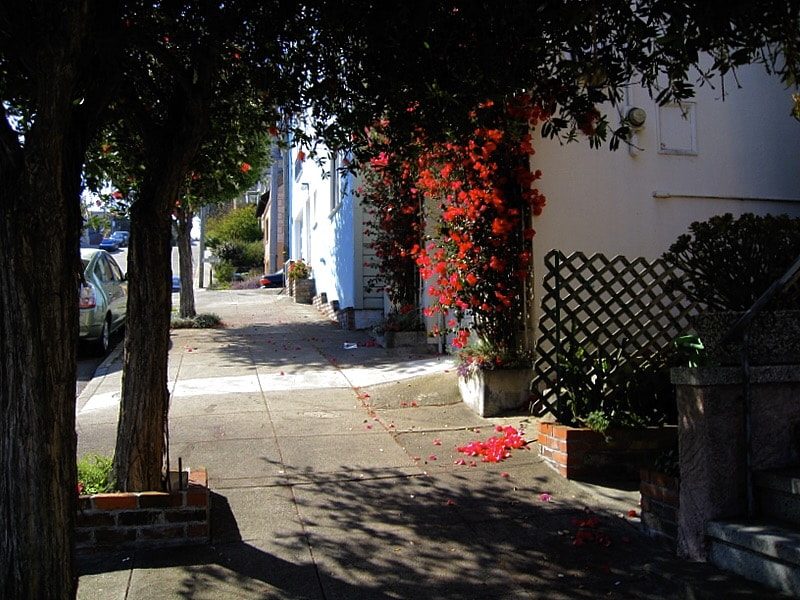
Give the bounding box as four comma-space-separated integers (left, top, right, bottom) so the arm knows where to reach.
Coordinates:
537, 422, 677, 481
312, 293, 355, 330
639, 468, 680, 547
76, 468, 209, 553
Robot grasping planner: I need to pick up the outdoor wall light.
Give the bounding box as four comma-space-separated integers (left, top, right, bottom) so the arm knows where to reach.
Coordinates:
626, 106, 647, 128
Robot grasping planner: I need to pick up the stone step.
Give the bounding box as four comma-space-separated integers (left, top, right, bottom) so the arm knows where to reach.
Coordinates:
755, 468, 800, 526
707, 518, 800, 596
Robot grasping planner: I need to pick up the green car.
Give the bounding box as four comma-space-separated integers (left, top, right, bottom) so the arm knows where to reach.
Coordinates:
79, 248, 128, 354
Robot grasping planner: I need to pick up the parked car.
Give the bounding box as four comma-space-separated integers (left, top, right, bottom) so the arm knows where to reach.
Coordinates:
98, 237, 120, 252
111, 231, 129, 246
79, 248, 127, 354
172, 275, 180, 292
260, 271, 284, 288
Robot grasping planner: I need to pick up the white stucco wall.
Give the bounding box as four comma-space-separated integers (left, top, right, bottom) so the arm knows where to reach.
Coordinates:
290, 148, 364, 311
531, 64, 800, 312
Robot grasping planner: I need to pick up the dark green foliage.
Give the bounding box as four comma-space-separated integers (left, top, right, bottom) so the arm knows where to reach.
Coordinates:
555, 342, 676, 433
214, 240, 263, 269
663, 213, 800, 312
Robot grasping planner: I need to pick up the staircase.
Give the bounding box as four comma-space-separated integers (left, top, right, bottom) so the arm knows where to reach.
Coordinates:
707, 468, 800, 596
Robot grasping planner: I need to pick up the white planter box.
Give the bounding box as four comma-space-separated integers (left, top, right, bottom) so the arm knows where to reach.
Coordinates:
458, 368, 533, 417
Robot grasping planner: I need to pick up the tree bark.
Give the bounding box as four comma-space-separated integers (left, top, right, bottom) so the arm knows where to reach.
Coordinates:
114, 189, 174, 492
0, 4, 101, 595
112, 93, 210, 492
175, 210, 197, 318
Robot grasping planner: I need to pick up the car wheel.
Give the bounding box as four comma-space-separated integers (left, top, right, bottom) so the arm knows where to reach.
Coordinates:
94, 316, 111, 356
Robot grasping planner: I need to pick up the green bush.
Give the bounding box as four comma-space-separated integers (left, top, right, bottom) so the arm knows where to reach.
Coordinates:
214, 260, 236, 283
206, 204, 262, 243
663, 213, 800, 312
555, 341, 675, 433
171, 313, 222, 329
215, 239, 263, 270
77, 454, 115, 495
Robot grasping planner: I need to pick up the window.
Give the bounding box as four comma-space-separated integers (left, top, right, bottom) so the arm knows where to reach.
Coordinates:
657, 103, 697, 155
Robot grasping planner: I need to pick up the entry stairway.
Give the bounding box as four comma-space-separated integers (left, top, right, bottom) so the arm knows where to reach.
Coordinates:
707, 468, 800, 596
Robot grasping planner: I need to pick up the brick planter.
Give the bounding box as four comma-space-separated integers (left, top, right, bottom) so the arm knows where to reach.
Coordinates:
537, 422, 677, 481
76, 467, 210, 553
640, 468, 680, 547
292, 278, 314, 304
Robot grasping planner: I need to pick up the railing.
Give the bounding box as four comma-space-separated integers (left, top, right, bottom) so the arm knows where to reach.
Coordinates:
719, 252, 800, 517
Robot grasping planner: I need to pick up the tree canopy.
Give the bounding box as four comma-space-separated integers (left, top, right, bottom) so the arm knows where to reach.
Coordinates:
2, 2, 800, 597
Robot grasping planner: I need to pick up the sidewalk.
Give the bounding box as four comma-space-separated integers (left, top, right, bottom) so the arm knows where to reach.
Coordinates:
76, 288, 782, 599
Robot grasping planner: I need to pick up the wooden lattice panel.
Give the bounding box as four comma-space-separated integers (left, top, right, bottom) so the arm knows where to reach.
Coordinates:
531, 250, 698, 415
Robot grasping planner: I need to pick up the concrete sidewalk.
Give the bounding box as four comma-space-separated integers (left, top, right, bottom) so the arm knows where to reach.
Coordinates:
76, 288, 782, 599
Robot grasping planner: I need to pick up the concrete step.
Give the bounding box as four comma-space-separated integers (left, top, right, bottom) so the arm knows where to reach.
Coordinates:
707, 518, 800, 596
755, 468, 800, 526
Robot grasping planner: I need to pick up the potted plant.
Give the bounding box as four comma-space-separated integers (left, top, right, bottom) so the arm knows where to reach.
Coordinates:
662, 212, 800, 365
287, 259, 313, 303
456, 337, 534, 417
537, 339, 678, 480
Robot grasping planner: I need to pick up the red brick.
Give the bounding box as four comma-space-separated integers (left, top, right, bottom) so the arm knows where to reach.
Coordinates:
186, 523, 210, 539
139, 492, 183, 508
76, 512, 115, 528
118, 510, 162, 526
185, 489, 209, 507
538, 422, 554, 436
187, 467, 207, 488
164, 509, 206, 523
92, 494, 137, 510
94, 528, 137, 544
139, 525, 185, 540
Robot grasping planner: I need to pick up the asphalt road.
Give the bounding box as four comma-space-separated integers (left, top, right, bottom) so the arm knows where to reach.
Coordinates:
75, 243, 196, 397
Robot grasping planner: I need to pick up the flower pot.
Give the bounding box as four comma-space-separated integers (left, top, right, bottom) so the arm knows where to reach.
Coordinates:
537, 421, 677, 481
692, 309, 800, 365
458, 367, 532, 417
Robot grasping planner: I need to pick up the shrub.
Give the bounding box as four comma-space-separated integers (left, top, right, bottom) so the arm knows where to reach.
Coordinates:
213, 260, 236, 283
171, 313, 222, 329
662, 213, 800, 312
554, 341, 675, 433
215, 240, 263, 271
206, 204, 262, 243
77, 454, 115, 495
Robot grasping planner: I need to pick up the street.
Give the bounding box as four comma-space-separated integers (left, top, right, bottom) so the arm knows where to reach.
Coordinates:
76, 243, 191, 397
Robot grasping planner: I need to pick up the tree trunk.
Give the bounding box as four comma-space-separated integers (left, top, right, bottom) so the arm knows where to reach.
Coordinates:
0, 43, 84, 600
113, 190, 174, 491
0, 3, 116, 595
175, 211, 197, 318
112, 94, 210, 491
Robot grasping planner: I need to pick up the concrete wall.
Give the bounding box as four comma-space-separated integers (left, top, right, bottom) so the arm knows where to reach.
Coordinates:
531, 64, 800, 318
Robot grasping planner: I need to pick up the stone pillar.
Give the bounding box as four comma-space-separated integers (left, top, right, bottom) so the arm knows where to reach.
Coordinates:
672, 366, 800, 560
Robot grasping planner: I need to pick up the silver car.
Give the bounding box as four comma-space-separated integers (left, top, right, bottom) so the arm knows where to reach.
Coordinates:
79, 248, 127, 354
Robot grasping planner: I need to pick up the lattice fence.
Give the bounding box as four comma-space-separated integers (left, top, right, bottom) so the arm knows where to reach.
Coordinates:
531, 250, 699, 416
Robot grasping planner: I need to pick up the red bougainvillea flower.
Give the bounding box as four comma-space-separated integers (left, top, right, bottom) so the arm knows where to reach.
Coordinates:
456, 426, 527, 463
